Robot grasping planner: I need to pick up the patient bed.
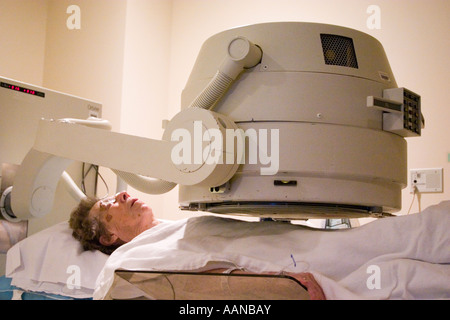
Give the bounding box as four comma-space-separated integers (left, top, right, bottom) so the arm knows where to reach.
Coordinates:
105, 270, 310, 300
3, 201, 450, 300
95, 201, 450, 300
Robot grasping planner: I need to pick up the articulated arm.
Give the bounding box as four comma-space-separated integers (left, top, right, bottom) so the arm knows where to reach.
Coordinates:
11, 149, 74, 220
10, 36, 261, 220
11, 107, 242, 220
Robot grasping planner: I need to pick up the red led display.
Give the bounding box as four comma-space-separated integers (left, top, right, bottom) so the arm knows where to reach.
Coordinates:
1, 82, 45, 97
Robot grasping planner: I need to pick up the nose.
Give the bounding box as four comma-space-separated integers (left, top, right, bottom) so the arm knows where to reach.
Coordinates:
116, 191, 129, 203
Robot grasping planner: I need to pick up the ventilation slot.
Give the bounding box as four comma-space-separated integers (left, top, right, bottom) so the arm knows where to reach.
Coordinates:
320, 34, 358, 69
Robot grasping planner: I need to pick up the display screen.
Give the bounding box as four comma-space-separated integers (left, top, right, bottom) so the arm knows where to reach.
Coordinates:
1, 81, 45, 98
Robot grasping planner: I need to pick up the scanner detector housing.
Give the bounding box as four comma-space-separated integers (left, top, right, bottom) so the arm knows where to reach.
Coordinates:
178, 22, 418, 219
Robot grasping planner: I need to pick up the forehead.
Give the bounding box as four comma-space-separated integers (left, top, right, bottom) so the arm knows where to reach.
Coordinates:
89, 197, 113, 220
100, 195, 115, 204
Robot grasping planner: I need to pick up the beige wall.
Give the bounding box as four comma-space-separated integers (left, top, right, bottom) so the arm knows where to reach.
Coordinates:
1, 0, 449, 222
0, 0, 48, 84
119, 0, 173, 218
42, 0, 127, 131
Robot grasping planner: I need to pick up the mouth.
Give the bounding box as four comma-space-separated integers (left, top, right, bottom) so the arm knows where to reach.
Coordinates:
130, 198, 138, 208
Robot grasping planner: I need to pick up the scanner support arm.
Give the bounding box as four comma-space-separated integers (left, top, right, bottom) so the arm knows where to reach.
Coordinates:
10, 36, 260, 221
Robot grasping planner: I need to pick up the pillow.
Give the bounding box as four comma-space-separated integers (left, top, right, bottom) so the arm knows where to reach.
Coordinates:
6, 221, 108, 299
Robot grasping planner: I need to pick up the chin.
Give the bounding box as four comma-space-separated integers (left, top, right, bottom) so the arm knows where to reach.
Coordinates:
141, 206, 154, 219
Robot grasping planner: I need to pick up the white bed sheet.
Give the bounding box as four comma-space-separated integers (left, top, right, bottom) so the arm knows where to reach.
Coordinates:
94, 201, 450, 300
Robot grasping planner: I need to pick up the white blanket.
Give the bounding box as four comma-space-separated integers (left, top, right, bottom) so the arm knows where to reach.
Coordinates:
94, 201, 450, 300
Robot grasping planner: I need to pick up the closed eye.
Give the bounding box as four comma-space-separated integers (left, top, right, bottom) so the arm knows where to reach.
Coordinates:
100, 197, 117, 211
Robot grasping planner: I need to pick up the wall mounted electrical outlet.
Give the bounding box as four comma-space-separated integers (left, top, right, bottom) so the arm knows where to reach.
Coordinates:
410, 168, 443, 193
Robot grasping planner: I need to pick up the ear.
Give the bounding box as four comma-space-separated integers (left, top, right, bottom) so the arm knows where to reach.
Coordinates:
99, 233, 119, 247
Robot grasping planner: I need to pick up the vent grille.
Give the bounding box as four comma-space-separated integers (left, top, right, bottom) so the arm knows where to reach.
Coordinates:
320, 34, 358, 69
402, 89, 421, 135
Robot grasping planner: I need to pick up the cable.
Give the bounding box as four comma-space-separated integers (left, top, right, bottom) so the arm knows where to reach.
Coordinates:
81, 162, 87, 194
418, 190, 422, 212
80, 163, 109, 198
407, 185, 421, 214
94, 165, 110, 198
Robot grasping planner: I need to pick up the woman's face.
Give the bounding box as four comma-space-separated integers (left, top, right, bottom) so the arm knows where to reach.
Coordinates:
90, 191, 156, 244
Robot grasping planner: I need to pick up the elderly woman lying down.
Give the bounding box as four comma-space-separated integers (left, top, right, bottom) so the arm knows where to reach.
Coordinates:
69, 191, 450, 300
